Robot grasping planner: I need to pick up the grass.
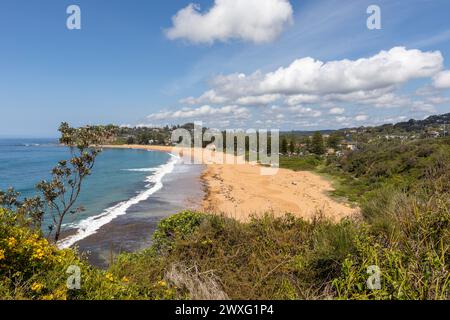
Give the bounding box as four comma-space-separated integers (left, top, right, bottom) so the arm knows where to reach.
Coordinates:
279, 155, 364, 204
280, 155, 323, 172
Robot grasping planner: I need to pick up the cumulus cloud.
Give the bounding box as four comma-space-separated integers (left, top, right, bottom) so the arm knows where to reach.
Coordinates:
165, 0, 293, 44
410, 101, 436, 113
335, 116, 348, 123
180, 90, 228, 105
261, 47, 442, 94
149, 47, 447, 130
202, 47, 443, 98
287, 105, 322, 118
147, 105, 250, 121
235, 94, 281, 105
425, 96, 450, 105
284, 94, 320, 106
182, 48, 444, 118
433, 70, 450, 89
355, 114, 369, 122
328, 107, 345, 115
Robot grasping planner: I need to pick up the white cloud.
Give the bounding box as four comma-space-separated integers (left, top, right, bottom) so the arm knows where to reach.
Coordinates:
433, 70, 450, 89
185, 47, 443, 108
353, 91, 412, 109
235, 94, 281, 105
328, 107, 345, 115
260, 47, 442, 95
335, 116, 348, 123
284, 94, 320, 105
165, 0, 293, 44
152, 47, 446, 130
355, 114, 369, 122
425, 96, 450, 104
147, 105, 250, 121
410, 101, 436, 113
180, 90, 228, 105
288, 105, 322, 118
261, 47, 443, 94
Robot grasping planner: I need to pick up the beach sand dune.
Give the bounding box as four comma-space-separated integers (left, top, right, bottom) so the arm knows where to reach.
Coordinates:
102, 145, 359, 222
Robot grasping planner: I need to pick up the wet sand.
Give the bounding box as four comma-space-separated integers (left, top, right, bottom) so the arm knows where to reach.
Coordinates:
74, 162, 204, 268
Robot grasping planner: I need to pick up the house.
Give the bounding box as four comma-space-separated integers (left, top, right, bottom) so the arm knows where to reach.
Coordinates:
341, 141, 357, 151
429, 131, 440, 138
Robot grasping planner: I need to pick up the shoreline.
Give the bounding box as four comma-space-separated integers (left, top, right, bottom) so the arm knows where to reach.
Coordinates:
64, 149, 204, 267
58, 153, 180, 250
102, 145, 359, 222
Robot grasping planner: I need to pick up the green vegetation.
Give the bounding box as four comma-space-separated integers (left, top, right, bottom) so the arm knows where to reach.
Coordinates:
115, 124, 194, 146
0, 207, 137, 300
310, 132, 325, 155
0, 115, 449, 300
280, 155, 323, 171
2, 187, 448, 300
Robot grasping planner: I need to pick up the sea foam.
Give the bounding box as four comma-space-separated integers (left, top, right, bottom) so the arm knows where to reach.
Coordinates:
57, 154, 179, 249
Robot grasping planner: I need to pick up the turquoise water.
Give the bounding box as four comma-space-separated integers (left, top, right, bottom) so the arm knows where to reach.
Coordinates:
0, 138, 173, 240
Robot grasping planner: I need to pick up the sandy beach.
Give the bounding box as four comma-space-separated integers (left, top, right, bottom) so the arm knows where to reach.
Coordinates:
202, 164, 358, 222
102, 145, 359, 222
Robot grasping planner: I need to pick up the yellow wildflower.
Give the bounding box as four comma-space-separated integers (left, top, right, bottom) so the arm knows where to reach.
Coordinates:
32, 248, 45, 260
7, 237, 17, 248
42, 294, 54, 300
31, 282, 44, 293
54, 287, 68, 300
0, 249, 5, 261
157, 280, 167, 287
122, 276, 129, 283
105, 273, 114, 282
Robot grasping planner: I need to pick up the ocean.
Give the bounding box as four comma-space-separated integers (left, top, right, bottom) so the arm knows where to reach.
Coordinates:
0, 138, 204, 267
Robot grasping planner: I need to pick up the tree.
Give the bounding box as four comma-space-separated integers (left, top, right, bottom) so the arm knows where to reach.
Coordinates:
289, 140, 296, 154
327, 133, 342, 149
0, 123, 117, 243
310, 132, 325, 155
36, 123, 116, 242
0, 188, 43, 231
281, 137, 288, 154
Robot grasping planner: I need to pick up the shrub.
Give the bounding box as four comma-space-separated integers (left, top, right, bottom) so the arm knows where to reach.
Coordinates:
152, 211, 205, 252
0, 208, 137, 300
333, 191, 450, 300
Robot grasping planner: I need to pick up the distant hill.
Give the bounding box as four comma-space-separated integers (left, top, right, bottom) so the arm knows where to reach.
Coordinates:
281, 112, 450, 138
393, 113, 450, 132
282, 130, 336, 136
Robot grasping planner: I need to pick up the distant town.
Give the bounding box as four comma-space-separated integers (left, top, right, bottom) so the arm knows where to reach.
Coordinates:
113, 113, 450, 159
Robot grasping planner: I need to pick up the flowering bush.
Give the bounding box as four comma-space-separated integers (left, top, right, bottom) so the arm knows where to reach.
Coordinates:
0, 208, 137, 300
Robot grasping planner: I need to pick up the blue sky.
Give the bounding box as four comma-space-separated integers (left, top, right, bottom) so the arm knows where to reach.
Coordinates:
1, 0, 450, 137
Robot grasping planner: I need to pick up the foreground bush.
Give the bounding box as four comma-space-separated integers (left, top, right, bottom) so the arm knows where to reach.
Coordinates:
110, 191, 449, 300
334, 191, 450, 300
1, 190, 449, 300
0, 208, 138, 300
